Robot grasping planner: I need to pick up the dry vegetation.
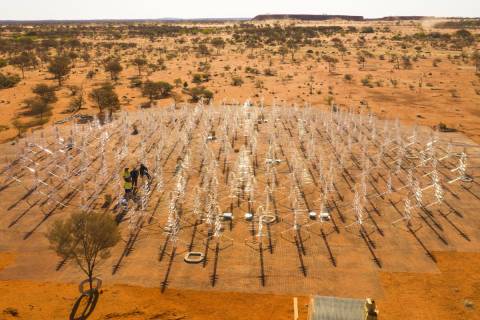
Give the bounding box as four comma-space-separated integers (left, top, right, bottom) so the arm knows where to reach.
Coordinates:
0, 19, 479, 143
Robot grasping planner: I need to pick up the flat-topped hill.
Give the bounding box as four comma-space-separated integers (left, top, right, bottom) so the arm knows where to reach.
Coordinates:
252, 14, 364, 21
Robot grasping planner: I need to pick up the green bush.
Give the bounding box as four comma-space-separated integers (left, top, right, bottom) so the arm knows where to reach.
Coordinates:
187, 86, 213, 103
192, 73, 210, 84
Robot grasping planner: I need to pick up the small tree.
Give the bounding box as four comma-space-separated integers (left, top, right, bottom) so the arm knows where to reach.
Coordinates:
278, 46, 288, 62
390, 53, 400, 70
246, 39, 257, 55
32, 84, 57, 104
104, 57, 123, 81
47, 211, 120, 291
10, 52, 37, 79
90, 83, 120, 117
334, 42, 348, 60
454, 29, 475, 49
22, 84, 57, 121
142, 80, 173, 103
211, 37, 226, 55
22, 97, 51, 121
0, 73, 21, 89
132, 56, 147, 76
357, 50, 374, 70
156, 81, 173, 97
286, 40, 298, 61
188, 86, 213, 103
48, 55, 72, 86
81, 51, 91, 65
197, 44, 210, 62
402, 55, 413, 69
322, 55, 339, 74
142, 80, 160, 102
357, 54, 366, 70
472, 50, 480, 74
174, 78, 182, 88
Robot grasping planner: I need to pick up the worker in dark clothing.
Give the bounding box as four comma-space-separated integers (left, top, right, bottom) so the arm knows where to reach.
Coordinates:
139, 163, 151, 180
132, 124, 139, 135
124, 178, 133, 201
130, 168, 139, 190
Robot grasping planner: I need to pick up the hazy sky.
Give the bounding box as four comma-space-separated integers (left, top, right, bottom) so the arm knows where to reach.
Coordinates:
1, 0, 479, 20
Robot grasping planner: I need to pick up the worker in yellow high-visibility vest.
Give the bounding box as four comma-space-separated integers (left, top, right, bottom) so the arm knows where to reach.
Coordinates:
123, 168, 131, 181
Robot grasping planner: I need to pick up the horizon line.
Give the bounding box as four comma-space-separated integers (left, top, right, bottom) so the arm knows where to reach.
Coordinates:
1, 14, 479, 23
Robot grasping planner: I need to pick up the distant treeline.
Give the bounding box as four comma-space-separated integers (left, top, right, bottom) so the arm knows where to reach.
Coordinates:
435, 19, 480, 29
253, 14, 364, 21
0, 18, 250, 25
252, 14, 437, 21
1, 15, 479, 25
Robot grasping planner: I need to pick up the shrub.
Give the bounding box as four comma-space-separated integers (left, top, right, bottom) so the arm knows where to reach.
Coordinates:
437, 122, 457, 132
32, 84, 57, 103
245, 66, 260, 74
192, 73, 210, 84
86, 70, 95, 79
90, 83, 120, 116
0, 73, 21, 89
129, 77, 143, 88
361, 26, 375, 34
264, 68, 276, 76
361, 75, 373, 87
142, 80, 173, 101
66, 96, 84, 113
187, 86, 213, 103
3, 307, 19, 317
231, 76, 244, 86
22, 97, 52, 119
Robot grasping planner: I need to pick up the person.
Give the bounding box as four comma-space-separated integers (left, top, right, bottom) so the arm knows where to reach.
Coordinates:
139, 163, 151, 180
124, 178, 133, 201
364, 298, 378, 320
123, 168, 130, 181
130, 167, 139, 189
65, 137, 74, 151
132, 124, 139, 135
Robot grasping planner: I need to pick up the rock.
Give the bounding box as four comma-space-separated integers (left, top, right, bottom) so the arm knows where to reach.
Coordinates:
464, 299, 475, 309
